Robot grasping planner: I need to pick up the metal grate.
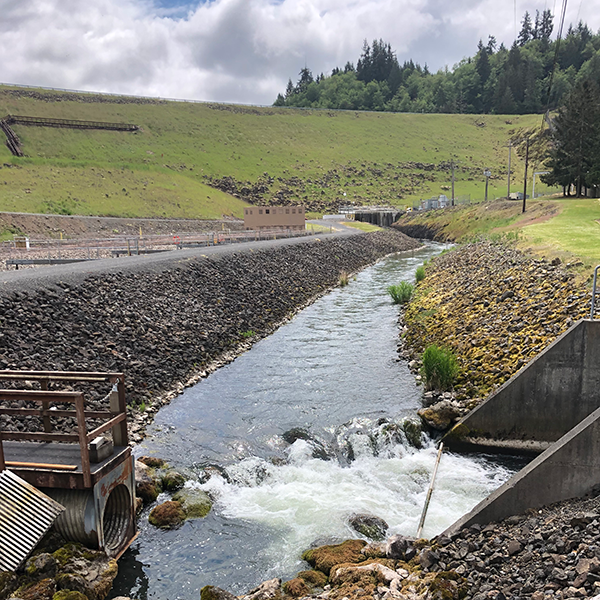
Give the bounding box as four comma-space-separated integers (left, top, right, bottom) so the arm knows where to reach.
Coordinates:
0, 470, 65, 571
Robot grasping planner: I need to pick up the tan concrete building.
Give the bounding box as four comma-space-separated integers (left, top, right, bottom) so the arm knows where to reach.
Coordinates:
243, 205, 305, 230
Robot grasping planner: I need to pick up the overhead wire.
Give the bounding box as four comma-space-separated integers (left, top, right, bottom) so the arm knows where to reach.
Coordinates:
542, 0, 569, 127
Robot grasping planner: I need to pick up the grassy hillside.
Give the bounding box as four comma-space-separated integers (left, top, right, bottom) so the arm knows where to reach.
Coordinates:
395, 196, 600, 272
0, 86, 546, 219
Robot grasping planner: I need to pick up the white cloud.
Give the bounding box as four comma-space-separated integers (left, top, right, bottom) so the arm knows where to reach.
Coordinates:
1, 0, 600, 105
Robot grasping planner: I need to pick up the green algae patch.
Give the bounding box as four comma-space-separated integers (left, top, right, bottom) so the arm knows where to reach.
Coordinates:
443, 423, 471, 444
302, 540, 367, 575
53, 591, 88, 600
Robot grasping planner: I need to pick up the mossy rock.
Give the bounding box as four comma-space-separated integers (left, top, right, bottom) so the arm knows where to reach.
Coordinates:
172, 487, 212, 519
302, 540, 367, 575
15, 578, 56, 600
348, 514, 388, 541
200, 585, 237, 600
282, 578, 309, 597
149, 500, 186, 528
0, 571, 17, 600
138, 456, 167, 468
52, 591, 88, 600
296, 570, 328, 588
160, 470, 186, 492
402, 418, 423, 448
25, 553, 57, 579
136, 480, 160, 504
427, 571, 468, 600
55, 574, 87, 597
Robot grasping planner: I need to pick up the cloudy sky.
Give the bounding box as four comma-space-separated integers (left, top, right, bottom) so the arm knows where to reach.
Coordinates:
0, 0, 598, 106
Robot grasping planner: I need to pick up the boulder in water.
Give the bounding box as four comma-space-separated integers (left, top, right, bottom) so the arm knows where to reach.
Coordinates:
135, 460, 160, 504
402, 418, 423, 448
149, 500, 186, 528
200, 585, 238, 600
138, 456, 167, 468
160, 470, 186, 492
348, 513, 389, 541
173, 487, 212, 518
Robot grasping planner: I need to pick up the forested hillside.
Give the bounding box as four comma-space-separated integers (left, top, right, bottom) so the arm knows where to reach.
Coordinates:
275, 12, 600, 114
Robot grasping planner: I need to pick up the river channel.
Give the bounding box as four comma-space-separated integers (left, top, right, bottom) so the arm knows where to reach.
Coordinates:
110, 243, 518, 600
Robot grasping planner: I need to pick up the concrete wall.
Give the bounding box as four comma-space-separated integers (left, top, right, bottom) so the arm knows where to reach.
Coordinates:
444, 404, 600, 535
354, 211, 403, 228
444, 319, 600, 450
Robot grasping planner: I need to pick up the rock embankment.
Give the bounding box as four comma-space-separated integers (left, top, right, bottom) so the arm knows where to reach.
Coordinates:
210, 493, 600, 600
398, 241, 590, 430
0, 230, 419, 441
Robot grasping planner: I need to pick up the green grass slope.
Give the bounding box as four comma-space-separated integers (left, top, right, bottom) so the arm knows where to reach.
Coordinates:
0, 86, 544, 219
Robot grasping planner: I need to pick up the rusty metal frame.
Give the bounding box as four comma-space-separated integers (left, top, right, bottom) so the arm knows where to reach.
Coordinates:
0, 371, 128, 489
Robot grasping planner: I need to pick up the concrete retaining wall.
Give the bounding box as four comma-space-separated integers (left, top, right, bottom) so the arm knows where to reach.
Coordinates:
444, 319, 600, 452
444, 403, 600, 535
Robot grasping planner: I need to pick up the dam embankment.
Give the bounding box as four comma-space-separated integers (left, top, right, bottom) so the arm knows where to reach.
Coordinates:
0, 229, 419, 441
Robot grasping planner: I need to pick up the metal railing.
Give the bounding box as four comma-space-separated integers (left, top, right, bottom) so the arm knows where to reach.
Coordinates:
0, 371, 127, 488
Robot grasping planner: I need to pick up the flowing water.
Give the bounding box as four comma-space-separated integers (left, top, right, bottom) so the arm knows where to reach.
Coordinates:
111, 243, 521, 600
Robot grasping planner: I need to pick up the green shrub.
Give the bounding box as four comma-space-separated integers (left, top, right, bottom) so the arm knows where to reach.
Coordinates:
421, 345, 459, 391
415, 265, 426, 282
388, 282, 414, 304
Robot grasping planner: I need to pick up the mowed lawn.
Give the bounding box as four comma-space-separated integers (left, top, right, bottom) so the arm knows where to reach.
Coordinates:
521, 198, 600, 265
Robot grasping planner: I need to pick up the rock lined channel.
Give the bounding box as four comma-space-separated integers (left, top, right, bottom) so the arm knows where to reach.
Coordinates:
0, 230, 419, 440
109, 244, 519, 600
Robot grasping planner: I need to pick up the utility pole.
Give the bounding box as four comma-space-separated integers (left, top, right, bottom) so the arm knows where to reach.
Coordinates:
522, 138, 530, 213
507, 142, 512, 199
484, 168, 491, 202
451, 160, 455, 206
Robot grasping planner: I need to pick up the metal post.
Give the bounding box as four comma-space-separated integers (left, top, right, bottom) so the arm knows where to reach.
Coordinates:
0, 432, 4, 471
75, 394, 92, 488
484, 169, 491, 202
591, 266, 600, 319
40, 379, 52, 434
416, 442, 444, 538
507, 142, 512, 198
522, 138, 530, 213
451, 161, 455, 206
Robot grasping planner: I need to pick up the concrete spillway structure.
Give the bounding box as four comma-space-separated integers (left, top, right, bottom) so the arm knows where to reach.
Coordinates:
443, 319, 600, 535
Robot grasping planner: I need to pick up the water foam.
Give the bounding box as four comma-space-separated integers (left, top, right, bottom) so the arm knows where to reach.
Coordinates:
196, 424, 514, 578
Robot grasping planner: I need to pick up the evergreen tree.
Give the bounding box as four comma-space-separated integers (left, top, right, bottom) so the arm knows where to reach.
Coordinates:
285, 79, 294, 98
518, 12, 534, 46
543, 79, 600, 195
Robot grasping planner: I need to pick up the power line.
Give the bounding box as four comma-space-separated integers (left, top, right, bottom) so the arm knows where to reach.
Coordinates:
543, 0, 569, 120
